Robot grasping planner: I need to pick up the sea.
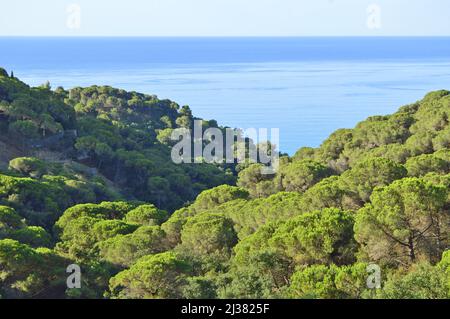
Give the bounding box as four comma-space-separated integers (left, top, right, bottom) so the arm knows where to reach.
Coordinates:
1, 37, 450, 155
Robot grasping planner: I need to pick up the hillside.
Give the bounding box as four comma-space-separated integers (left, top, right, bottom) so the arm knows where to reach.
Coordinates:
0, 68, 449, 299
0, 67, 236, 214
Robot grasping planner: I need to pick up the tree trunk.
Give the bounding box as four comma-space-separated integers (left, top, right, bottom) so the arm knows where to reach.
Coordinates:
408, 236, 416, 262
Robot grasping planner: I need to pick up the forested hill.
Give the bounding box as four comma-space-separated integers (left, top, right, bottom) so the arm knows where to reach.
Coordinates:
0, 67, 449, 299
0, 67, 235, 215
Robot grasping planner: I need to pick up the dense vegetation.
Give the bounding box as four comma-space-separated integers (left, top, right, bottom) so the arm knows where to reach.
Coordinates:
0, 68, 449, 299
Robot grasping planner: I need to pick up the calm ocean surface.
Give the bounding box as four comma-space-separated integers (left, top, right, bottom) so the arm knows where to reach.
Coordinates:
1, 37, 450, 154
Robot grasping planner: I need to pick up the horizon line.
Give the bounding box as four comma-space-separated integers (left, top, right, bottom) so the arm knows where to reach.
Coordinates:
1, 35, 450, 38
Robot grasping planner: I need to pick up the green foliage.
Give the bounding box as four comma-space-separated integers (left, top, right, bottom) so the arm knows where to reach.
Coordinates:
1, 73, 235, 214
0, 206, 24, 236
98, 226, 167, 267
191, 185, 249, 211
339, 157, 407, 203
182, 276, 217, 299
10, 226, 52, 248
109, 252, 192, 299
0, 239, 68, 298
288, 264, 338, 299
124, 204, 168, 226
355, 178, 449, 266
378, 252, 450, 299
54, 202, 141, 261
180, 212, 238, 257
433, 126, 450, 150
56, 216, 103, 261
218, 267, 276, 299
298, 176, 356, 212
55, 201, 137, 233
277, 159, 332, 193
2, 71, 450, 299
316, 129, 353, 166
0, 173, 70, 227
8, 120, 39, 138
9, 157, 47, 178
222, 192, 304, 238
378, 263, 448, 299
237, 164, 276, 198
405, 153, 449, 177
229, 223, 292, 297
160, 207, 193, 248
288, 263, 373, 299
269, 208, 356, 266
92, 219, 138, 242
360, 144, 411, 164
0, 68, 9, 78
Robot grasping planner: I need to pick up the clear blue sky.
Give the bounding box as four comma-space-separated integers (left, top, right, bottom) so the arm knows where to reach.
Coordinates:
1, 0, 449, 36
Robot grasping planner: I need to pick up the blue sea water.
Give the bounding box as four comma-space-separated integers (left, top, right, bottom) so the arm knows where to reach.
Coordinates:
1, 37, 450, 154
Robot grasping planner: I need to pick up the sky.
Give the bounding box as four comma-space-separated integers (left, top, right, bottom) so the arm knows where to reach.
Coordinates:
0, 0, 449, 36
